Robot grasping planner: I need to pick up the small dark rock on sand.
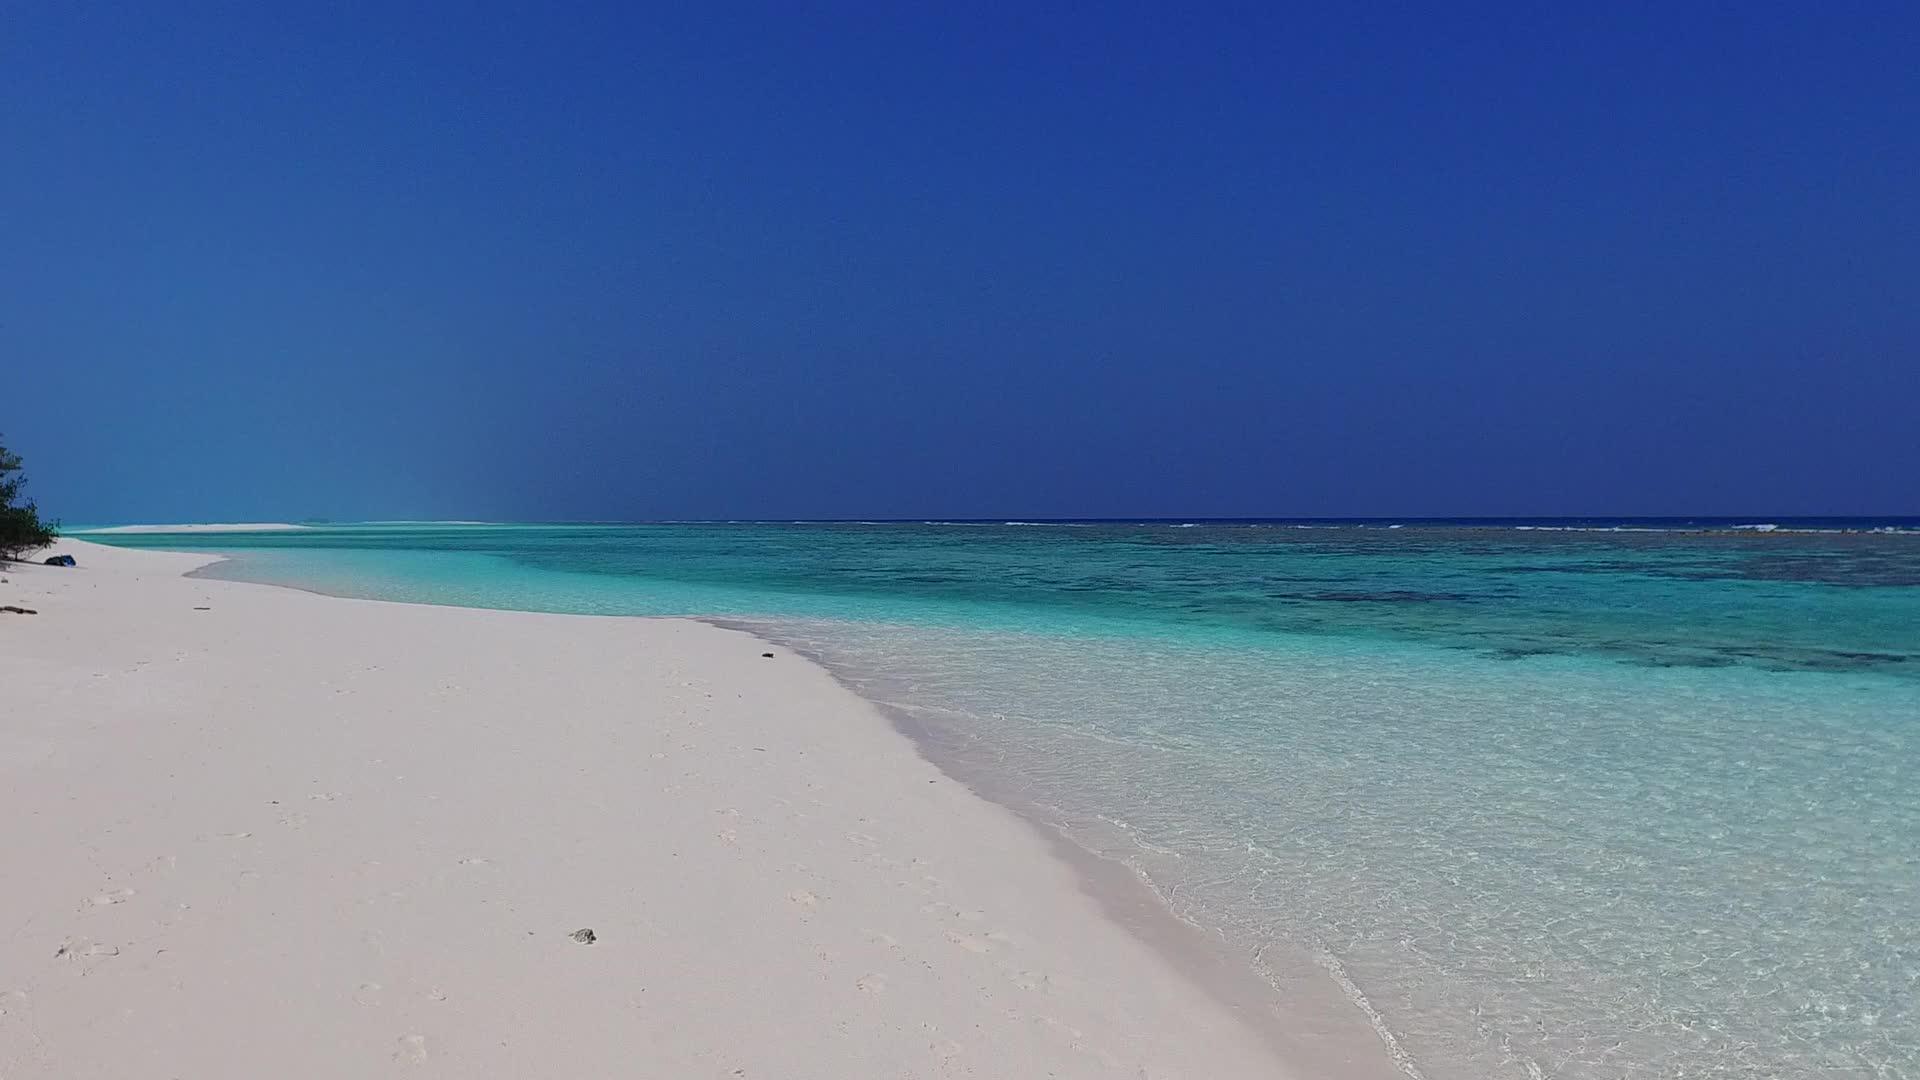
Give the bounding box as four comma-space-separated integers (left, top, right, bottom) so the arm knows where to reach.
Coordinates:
570, 928, 596, 945
761, 652, 774, 658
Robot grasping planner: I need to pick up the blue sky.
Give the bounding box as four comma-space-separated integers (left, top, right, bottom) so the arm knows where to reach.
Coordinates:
3, 3, 1916, 521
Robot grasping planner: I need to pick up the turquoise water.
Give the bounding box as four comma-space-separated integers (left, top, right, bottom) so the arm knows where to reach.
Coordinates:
87, 522, 1920, 1078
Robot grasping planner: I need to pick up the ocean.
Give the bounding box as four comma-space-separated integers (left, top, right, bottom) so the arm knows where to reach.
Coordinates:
84, 519, 1920, 1079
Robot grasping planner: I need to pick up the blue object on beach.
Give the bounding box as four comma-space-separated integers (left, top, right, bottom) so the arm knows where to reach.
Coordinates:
43, 554, 76, 567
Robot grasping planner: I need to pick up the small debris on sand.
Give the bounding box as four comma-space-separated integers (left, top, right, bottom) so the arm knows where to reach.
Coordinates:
2, 605, 37, 615
761, 652, 774, 658
570, 928, 597, 945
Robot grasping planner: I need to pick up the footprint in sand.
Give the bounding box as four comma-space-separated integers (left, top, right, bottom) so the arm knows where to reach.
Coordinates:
53, 939, 119, 962
1009, 969, 1052, 993
943, 930, 992, 954
393, 1034, 429, 1063
896, 873, 949, 897
86, 888, 135, 908
140, 854, 178, 874
457, 857, 491, 867
308, 792, 342, 802
920, 901, 985, 922
786, 888, 819, 909
1035, 1015, 1087, 1042
353, 982, 384, 1005
716, 828, 739, 845
856, 973, 888, 993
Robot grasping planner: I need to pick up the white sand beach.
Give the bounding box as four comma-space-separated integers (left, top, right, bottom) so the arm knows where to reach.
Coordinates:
0, 541, 1387, 1079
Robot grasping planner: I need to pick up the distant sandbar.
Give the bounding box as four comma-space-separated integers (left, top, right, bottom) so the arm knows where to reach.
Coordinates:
78, 522, 312, 534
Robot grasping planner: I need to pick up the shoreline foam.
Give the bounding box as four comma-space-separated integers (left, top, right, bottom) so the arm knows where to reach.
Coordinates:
721, 620, 1408, 1077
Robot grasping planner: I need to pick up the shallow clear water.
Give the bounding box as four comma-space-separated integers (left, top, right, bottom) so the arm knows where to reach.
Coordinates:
88, 521, 1920, 1078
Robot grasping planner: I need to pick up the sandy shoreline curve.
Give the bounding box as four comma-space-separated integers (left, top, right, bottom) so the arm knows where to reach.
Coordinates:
1, 539, 1397, 1078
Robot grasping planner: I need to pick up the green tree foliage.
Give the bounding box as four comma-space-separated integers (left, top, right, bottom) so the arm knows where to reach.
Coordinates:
1, 435, 57, 560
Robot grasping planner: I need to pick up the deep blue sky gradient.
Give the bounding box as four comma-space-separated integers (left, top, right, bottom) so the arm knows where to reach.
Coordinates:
4, 3, 1916, 521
